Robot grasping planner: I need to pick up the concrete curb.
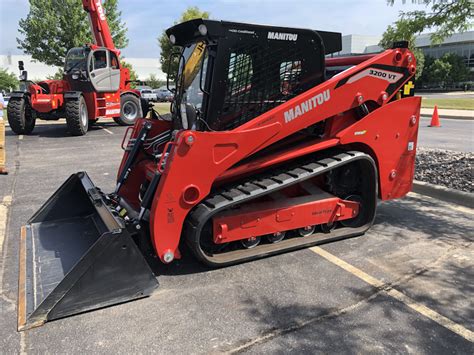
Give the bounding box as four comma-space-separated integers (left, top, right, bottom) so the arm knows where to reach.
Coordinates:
412, 180, 474, 209
420, 114, 473, 121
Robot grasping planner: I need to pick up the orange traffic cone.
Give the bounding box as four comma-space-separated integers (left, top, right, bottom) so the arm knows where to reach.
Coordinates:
429, 105, 441, 127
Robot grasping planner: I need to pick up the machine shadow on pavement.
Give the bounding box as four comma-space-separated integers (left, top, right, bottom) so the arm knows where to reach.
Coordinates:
374, 197, 473, 244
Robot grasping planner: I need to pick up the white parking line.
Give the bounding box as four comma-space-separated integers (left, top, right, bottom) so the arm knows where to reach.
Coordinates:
0, 195, 12, 251
310, 246, 474, 342
100, 126, 114, 135
0, 206, 7, 257
0, 196, 12, 286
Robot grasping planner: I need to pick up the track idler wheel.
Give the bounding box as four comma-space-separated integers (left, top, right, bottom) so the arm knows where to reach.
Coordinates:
241, 236, 261, 249
266, 231, 286, 243
297, 225, 315, 237
340, 195, 364, 227
320, 222, 337, 234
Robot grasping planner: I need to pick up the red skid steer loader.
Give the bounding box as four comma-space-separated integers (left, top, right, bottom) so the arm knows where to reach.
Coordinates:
18, 19, 420, 330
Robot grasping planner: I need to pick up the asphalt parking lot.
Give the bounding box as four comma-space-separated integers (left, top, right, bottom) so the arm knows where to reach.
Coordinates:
1, 120, 473, 353
417, 117, 473, 152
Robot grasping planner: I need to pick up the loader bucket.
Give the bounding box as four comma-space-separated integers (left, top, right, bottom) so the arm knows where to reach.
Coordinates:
18, 172, 158, 331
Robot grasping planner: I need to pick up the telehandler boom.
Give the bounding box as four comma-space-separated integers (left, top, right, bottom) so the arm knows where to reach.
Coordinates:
18, 19, 420, 330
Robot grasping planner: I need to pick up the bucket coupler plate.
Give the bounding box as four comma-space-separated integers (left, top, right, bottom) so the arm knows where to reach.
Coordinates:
18, 172, 159, 331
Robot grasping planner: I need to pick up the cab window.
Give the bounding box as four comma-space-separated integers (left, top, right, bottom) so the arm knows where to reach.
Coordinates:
92, 50, 108, 70
110, 52, 119, 69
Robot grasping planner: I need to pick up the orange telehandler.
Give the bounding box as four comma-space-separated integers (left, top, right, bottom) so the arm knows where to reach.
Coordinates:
18, 19, 420, 330
8, 0, 145, 136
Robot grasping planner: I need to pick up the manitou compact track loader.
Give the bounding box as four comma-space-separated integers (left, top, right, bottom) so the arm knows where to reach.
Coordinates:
7, 0, 145, 136
18, 19, 420, 330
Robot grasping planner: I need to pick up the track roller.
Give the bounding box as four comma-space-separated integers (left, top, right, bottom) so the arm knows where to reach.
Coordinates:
266, 231, 286, 243
241, 236, 261, 249
297, 226, 315, 237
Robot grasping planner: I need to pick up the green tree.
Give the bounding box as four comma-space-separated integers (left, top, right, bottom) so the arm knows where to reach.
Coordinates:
145, 73, 165, 88
428, 58, 451, 86
47, 68, 64, 80
18, 0, 128, 67
0, 69, 19, 92
417, 55, 434, 85
158, 7, 210, 80
381, 0, 473, 80
120, 60, 137, 88
386, 0, 473, 44
441, 53, 470, 84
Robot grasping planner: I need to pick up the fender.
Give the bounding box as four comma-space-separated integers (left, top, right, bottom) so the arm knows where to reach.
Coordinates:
64, 91, 83, 100
10, 91, 29, 99
120, 89, 140, 98
337, 96, 421, 200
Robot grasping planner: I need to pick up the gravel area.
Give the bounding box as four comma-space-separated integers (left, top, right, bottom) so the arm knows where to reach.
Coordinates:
415, 148, 473, 193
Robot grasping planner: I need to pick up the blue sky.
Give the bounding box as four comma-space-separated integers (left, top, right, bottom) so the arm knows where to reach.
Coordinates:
1, 0, 429, 59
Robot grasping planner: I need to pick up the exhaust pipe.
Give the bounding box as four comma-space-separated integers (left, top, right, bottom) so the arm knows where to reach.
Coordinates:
17, 172, 158, 331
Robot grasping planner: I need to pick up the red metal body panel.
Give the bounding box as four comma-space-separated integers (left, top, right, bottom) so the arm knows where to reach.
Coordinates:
213, 196, 359, 244
83, 91, 121, 120
337, 96, 421, 199
117, 48, 420, 263
217, 138, 339, 183
28, 81, 68, 113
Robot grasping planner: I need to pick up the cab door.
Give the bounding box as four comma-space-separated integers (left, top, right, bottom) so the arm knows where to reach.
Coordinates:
88, 49, 116, 92
109, 51, 121, 92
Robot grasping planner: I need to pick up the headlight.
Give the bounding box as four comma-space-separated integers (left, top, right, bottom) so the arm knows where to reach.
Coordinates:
72, 73, 79, 80
169, 34, 176, 44
198, 24, 207, 36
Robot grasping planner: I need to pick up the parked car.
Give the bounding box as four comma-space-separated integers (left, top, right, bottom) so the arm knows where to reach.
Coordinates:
154, 88, 174, 102
3, 94, 10, 107
139, 89, 157, 102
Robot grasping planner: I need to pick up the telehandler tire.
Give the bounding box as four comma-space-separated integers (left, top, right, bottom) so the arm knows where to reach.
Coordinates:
7, 96, 36, 135
65, 96, 89, 136
114, 93, 142, 125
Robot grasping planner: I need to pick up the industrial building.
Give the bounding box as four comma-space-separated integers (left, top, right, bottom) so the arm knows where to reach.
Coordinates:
332, 31, 474, 73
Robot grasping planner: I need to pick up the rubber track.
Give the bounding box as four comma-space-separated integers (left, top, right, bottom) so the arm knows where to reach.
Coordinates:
184, 150, 377, 267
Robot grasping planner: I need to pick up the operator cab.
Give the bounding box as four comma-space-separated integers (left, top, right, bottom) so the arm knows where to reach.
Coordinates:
64, 46, 121, 93
166, 19, 341, 131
